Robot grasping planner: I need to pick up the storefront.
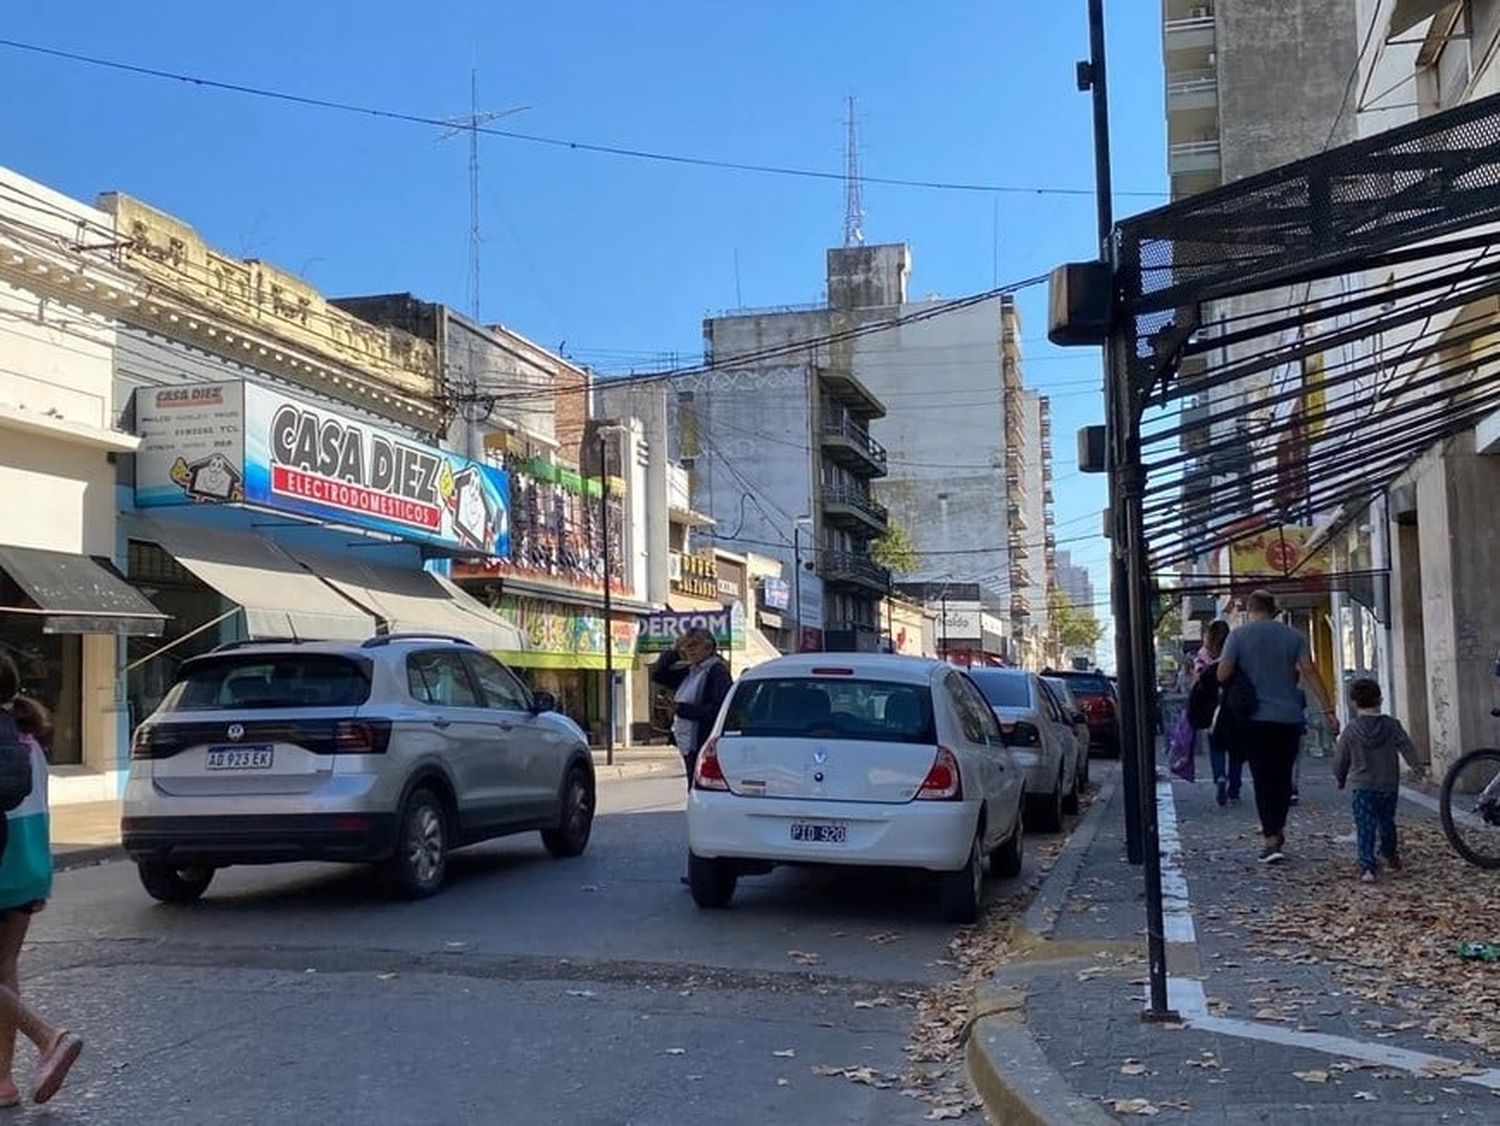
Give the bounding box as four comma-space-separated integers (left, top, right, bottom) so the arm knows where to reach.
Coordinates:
124, 379, 524, 719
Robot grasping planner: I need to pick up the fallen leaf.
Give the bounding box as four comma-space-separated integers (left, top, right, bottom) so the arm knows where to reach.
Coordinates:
1293, 1070, 1330, 1084
788, 950, 822, 966
776, 1078, 789, 1087
1107, 1098, 1161, 1117
1120, 1059, 1149, 1076
773, 1049, 796, 1059
1352, 1091, 1377, 1101
376, 972, 398, 981
565, 989, 596, 999
665, 1048, 686, 1056
924, 1108, 964, 1121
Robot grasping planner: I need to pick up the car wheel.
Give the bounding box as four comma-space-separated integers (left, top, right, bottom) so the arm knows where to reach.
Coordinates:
1031, 767, 1065, 832
1062, 758, 1080, 815
687, 852, 737, 909
541, 766, 595, 859
137, 861, 214, 904
939, 833, 984, 924
386, 788, 448, 899
990, 805, 1024, 878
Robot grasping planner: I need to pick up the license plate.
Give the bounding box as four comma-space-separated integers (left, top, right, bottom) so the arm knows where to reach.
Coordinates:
205, 745, 274, 771
790, 822, 847, 844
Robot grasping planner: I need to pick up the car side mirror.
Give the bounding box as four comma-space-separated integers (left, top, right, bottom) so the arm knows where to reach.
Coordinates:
530, 691, 557, 715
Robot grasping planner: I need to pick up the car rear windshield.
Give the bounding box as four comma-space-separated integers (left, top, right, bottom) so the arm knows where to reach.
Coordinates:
722, 677, 936, 744
968, 672, 1032, 709
166, 654, 372, 711
1055, 673, 1113, 696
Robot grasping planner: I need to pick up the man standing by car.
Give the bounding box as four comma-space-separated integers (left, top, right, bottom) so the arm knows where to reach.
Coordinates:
650, 627, 732, 787
1217, 590, 1339, 864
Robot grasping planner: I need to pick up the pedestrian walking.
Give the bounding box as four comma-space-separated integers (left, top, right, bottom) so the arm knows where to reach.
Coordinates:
0, 656, 81, 1105
1333, 678, 1425, 883
1217, 590, 1340, 864
1190, 620, 1243, 806
650, 628, 733, 788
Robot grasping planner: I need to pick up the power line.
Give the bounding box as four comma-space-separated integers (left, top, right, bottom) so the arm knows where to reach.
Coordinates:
0, 37, 1169, 201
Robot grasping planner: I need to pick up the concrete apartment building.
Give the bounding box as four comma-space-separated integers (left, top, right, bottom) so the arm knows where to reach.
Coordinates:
688, 243, 1049, 661
1161, 0, 1500, 768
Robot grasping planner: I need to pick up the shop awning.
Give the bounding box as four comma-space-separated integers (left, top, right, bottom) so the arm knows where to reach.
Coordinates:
0, 545, 166, 636
733, 625, 785, 675
133, 520, 375, 641
288, 550, 525, 652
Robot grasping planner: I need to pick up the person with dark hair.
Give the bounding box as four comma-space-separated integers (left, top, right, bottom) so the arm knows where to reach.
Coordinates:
0, 655, 81, 1104
1217, 590, 1339, 863
1334, 678, 1425, 882
1192, 620, 1241, 806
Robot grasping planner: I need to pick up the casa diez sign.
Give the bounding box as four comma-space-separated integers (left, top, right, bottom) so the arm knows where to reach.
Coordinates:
132, 381, 510, 556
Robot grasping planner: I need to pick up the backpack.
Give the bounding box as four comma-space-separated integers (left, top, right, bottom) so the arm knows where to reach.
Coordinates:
0, 710, 35, 813
1187, 665, 1220, 730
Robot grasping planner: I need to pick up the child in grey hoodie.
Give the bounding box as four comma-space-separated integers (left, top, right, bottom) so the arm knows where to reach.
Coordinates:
1333, 678, 1426, 882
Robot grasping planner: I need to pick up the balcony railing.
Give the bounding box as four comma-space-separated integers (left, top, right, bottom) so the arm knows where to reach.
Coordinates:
822, 485, 889, 529
821, 550, 891, 591
1169, 140, 1222, 175
820, 415, 888, 473
1164, 14, 1215, 54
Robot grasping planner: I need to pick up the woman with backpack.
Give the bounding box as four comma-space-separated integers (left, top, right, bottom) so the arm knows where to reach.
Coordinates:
1189, 621, 1242, 806
0, 654, 82, 1105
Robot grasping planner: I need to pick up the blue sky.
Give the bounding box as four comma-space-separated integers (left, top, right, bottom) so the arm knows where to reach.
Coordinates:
0, 0, 1167, 646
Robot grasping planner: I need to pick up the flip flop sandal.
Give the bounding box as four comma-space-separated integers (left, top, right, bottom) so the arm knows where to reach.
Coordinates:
32, 1031, 81, 1105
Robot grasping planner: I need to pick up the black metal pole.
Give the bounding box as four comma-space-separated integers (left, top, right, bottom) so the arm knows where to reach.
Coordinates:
600, 432, 615, 767
793, 528, 803, 653
1084, 0, 1143, 866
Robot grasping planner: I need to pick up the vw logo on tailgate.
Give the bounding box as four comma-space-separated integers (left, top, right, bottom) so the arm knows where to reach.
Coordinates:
812, 749, 828, 765
226, 723, 245, 742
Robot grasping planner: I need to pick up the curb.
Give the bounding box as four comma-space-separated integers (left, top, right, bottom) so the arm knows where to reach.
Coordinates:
967, 764, 1124, 1126
53, 844, 125, 873
1021, 762, 1120, 940
594, 759, 683, 783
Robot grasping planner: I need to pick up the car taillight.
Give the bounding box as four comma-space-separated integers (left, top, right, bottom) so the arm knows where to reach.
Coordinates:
334, 720, 391, 754
694, 737, 729, 791
916, 746, 963, 801
1000, 721, 1041, 747
130, 725, 156, 760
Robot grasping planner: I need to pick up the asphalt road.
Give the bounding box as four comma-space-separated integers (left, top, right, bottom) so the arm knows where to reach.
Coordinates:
13, 774, 1050, 1124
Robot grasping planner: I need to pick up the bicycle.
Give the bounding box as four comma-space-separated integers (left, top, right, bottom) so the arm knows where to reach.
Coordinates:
1439, 707, 1500, 869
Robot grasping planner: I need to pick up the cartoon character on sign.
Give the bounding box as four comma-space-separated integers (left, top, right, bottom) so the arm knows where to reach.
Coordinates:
169, 453, 243, 503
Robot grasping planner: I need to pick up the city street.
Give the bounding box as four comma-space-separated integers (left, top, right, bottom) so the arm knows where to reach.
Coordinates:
16, 773, 1048, 1124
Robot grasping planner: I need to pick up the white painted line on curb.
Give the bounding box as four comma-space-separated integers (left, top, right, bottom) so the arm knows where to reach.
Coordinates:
1154, 780, 1196, 944
1402, 783, 1485, 829
1162, 977, 1500, 1091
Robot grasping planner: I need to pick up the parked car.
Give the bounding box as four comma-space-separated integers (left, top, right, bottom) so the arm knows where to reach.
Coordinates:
967, 668, 1080, 831
122, 634, 596, 902
685, 654, 1026, 924
1048, 669, 1121, 756
1043, 676, 1092, 791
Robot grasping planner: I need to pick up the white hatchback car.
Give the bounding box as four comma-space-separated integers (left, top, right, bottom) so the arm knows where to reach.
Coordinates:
685, 654, 1026, 923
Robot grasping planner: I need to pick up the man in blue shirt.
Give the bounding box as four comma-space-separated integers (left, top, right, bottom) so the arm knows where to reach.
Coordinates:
1218, 590, 1340, 864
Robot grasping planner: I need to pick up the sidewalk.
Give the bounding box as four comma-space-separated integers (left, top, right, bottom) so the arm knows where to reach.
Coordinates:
968, 754, 1500, 1123
48, 747, 684, 872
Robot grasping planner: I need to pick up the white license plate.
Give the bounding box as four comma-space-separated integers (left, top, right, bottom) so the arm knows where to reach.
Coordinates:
790, 822, 847, 844
205, 745, 274, 771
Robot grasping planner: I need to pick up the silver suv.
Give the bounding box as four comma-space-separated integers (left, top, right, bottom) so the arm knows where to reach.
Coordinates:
122, 634, 596, 902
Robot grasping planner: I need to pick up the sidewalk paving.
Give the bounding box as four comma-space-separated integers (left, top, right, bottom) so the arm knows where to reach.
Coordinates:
47, 747, 684, 872
968, 753, 1500, 1123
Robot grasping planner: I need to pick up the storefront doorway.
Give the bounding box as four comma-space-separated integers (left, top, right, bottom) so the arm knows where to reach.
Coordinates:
0, 573, 83, 765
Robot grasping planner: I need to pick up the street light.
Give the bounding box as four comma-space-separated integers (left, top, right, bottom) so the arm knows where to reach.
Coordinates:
791, 515, 814, 653
597, 422, 627, 766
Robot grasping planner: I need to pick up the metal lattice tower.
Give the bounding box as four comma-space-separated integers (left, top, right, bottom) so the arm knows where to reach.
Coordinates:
438, 70, 529, 322
843, 95, 865, 248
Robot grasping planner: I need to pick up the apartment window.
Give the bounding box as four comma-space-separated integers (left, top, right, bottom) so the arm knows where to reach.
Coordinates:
1418, 2, 1472, 115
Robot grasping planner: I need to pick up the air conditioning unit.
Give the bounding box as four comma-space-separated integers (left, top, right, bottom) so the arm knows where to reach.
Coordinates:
1190, 5, 1210, 18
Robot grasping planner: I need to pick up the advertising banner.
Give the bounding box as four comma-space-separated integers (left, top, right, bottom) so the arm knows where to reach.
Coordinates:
637, 606, 745, 654
134, 381, 510, 557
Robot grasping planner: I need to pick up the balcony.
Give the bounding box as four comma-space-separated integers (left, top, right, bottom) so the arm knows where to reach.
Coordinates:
820, 415, 888, 477
1169, 139, 1221, 175
1164, 13, 1215, 57
822, 484, 889, 532
817, 367, 885, 420
822, 550, 891, 593
1167, 69, 1218, 117
1008, 503, 1029, 531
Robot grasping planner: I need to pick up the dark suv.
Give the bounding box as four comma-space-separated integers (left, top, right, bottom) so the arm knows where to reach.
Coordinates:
1047, 670, 1120, 756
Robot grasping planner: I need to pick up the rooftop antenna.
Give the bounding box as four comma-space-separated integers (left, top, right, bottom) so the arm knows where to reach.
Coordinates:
438, 67, 530, 322
843, 95, 865, 247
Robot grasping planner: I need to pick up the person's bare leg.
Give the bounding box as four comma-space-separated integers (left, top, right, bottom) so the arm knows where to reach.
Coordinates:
0, 913, 55, 1061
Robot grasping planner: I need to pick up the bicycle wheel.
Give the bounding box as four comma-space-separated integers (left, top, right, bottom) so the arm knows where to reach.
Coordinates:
1440, 748, 1500, 869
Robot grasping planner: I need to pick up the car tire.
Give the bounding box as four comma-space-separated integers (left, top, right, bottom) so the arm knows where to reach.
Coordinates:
541, 766, 595, 859
687, 851, 737, 909
1062, 759, 1080, 815
137, 861, 214, 904
990, 806, 1024, 878
1031, 767, 1065, 832
939, 833, 984, 924
386, 788, 448, 899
